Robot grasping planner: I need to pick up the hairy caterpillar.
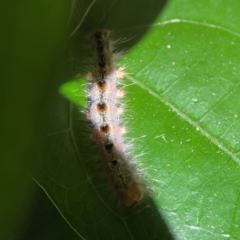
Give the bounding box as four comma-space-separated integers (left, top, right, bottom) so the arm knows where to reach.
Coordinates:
86, 29, 144, 208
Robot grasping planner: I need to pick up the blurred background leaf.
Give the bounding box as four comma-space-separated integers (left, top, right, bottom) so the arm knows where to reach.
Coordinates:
0, 0, 74, 239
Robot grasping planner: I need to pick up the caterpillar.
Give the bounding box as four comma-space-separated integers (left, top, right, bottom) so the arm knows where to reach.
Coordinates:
86, 29, 144, 208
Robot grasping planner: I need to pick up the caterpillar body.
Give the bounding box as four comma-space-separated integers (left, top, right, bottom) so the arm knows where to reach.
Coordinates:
86, 29, 144, 208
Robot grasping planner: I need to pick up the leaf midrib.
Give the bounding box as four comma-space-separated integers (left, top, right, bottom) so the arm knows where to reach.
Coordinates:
127, 74, 240, 166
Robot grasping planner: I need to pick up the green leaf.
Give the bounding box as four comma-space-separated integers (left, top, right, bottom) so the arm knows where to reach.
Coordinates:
0, 1, 71, 239
35, 0, 240, 239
